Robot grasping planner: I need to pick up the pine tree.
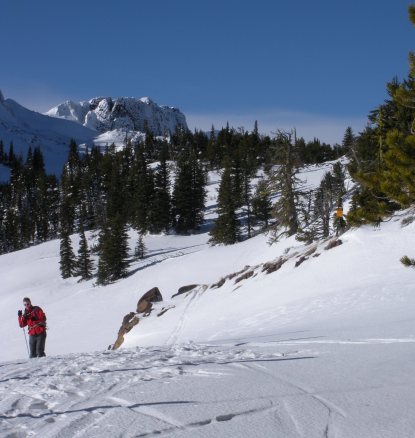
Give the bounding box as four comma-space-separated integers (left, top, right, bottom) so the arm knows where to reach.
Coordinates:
148, 145, 171, 233
313, 173, 336, 238
172, 149, 206, 234
97, 214, 130, 285
347, 7, 415, 225
59, 230, 76, 278
252, 180, 272, 228
207, 125, 219, 168
343, 127, 357, 163
4, 207, 20, 252
238, 135, 257, 237
268, 131, 302, 238
8, 142, 15, 165
76, 227, 94, 280
210, 157, 240, 244
380, 129, 415, 207
60, 141, 82, 234
134, 233, 147, 259
83, 145, 105, 229
331, 162, 346, 202
131, 147, 151, 232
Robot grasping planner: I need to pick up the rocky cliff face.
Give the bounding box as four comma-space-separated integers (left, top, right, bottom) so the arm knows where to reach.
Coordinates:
47, 96, 187, 136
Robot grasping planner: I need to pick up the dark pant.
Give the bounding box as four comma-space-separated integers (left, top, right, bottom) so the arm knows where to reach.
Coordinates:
29, 333, 46, 358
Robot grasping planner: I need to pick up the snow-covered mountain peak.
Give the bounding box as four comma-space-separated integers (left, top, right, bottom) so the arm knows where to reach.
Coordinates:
0, 93, 188, 175
46, 95, 188, 136
139, 96, 153, 104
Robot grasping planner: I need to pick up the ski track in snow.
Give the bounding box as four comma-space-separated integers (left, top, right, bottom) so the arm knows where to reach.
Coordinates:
0, 344, 310, 437
165, 288, 204, 346
2, 336, 415, 437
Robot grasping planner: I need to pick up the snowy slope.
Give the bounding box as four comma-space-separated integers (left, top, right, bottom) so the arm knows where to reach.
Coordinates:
1, 162, 415, 437
0, 92, 96, 175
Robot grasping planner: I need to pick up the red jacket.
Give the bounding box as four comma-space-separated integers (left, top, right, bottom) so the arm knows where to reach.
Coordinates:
18, 305, 47, 335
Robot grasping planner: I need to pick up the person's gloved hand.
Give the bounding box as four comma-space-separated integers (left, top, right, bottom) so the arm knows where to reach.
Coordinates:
18, 310, 22, 317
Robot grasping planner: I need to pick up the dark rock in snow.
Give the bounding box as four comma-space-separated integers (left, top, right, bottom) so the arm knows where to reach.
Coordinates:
324, 239, 343, 251
136, 287, 163, 314
295, 256, 307, 268
112, 312, 140, 350
234, 271, 254, 284
172, 284, 199, 298
262, 258, 286, 274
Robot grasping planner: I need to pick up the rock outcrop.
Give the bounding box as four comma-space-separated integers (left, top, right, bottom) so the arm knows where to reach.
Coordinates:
112, 312, 140, 350
112, 287, 164, 350
172, 284, 199, 298
136, 287, 163, 314
324, 239, 343, 250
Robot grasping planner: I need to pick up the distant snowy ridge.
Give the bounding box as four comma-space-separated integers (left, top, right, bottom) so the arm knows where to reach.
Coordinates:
0, 90, 188, 175
46, 96, 188, 136
0, 89, 96, 175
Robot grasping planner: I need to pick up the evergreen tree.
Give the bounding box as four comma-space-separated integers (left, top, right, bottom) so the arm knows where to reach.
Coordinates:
343, 126, 356, 162
348, 6, 415, 225
252, 180, 272, 228
206, 125, 219, 168
297, 164, 347, 242
134, 233, 147, 259
331, 162, 346, 202
143, 121, 156, 160
268, 131, 302, 238
83, 145, 106, 229
148, 145, 171, 233
45, 175, 60, 239
313, 173, 336, 238
131, 147, 152, 232
8, 142, 15, 165
210, 157, 240, 244
238, 135, 257, 237
76, 227, 94, 280
97, 214, 130, 285
172, 149, 206, 233
380, 129, 415, 207
60, 141, 82, 233
3, 207, 20, 252
59, 230, 76, 279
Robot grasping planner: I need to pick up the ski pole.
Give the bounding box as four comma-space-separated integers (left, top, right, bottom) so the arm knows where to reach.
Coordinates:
22, 328, 30, 358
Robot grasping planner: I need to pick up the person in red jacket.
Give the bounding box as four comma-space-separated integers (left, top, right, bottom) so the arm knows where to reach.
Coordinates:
18, 297, 47, 358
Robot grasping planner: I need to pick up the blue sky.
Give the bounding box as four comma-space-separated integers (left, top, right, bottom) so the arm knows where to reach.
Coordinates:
0, 0, 413, 143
